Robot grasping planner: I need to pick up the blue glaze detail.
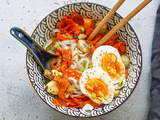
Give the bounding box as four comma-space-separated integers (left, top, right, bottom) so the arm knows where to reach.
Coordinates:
10, 27, 57, 70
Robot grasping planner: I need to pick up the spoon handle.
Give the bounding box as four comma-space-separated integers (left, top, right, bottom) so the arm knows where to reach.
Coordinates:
10, 27, 54, 70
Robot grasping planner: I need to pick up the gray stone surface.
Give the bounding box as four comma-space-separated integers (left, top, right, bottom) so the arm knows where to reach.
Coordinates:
0, 0, 159, 120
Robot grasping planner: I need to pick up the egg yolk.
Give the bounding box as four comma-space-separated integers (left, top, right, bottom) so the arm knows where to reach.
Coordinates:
85, 78, 109, 102
102, 53, 125, 80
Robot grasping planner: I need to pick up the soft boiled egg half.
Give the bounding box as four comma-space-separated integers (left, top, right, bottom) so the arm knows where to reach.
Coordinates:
92, 45, 126, 84
79, 68, 115, 104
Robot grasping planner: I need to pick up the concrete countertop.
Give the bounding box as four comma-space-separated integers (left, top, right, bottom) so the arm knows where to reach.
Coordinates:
0, 0, 159, 120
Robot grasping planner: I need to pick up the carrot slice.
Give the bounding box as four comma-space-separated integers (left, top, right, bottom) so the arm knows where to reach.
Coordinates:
89, 43, 96, 55
113, 41, 126, 55
84, 18, 92, 30
52, 99, 62, 106
84, 19, 93, 36
72, 98, 84, 108
58, 61, 68, 100
86, 34, 102, 45
57, 33, 68, 41
67, 67, 82, 81
75, 95, 89, 101
72, 23, 82, 36
54, 75, 62, 83
103, 34, 118, 45
125, 69, 128, 78
59, 48, 72, 67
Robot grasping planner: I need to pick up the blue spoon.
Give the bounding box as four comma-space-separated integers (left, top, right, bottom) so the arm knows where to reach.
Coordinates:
10, 27, 58, 79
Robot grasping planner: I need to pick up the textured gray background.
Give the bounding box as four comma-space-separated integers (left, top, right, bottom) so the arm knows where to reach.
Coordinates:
0, 0, 160, 120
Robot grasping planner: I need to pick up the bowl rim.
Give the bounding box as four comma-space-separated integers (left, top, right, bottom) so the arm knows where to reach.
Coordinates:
25, 2, 143, 118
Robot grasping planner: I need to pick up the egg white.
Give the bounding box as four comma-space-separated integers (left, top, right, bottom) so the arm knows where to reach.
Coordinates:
92, 45, 126, 84
79, 68, 115, 104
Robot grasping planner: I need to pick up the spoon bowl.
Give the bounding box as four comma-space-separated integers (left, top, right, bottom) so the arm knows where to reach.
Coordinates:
10, 27, 58, 79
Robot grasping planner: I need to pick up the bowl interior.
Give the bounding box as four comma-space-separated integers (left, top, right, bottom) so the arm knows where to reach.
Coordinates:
26, 2, 142, 117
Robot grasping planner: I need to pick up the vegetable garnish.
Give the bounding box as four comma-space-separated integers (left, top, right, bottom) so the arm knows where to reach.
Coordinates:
68, 34, 73, 39
46, 46, 51, 50
81, 68, 87, 73
58, 72, 63, 77
91, 93, 96, 99
54, 42, 59, 48
87, 44, 91, 49
81, 27, 85, 32
88, 63, 93, 68
83, 60, 87, 66
118, 79, 123, 86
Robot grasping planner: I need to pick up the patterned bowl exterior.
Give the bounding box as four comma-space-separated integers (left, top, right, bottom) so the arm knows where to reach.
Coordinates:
26, 2, 142, 117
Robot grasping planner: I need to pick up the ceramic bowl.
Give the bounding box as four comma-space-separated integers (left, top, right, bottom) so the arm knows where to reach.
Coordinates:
26, 2, 142, 117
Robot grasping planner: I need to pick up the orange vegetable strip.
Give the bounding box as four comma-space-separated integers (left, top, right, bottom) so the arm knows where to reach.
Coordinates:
58, 61, 68, 100
86, 34, 102, 45
59, 48, 72, 67
72, 98, 83, 108
84, 19, 93, 36
113, 41, 126, 55
57, 33, 68, 41
89, 43, 96, 55
75, 95, 89, 101
54, 75, 61, 83
52, 99, 62, 106
125, 69, 128, 78
102, 34, 118, 45
68, 67, 82, 81
84, 18, 92, 30
72, 23, 82, 36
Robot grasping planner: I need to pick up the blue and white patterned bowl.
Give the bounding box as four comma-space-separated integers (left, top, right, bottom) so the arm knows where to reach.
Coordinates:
26, 2, 142, 117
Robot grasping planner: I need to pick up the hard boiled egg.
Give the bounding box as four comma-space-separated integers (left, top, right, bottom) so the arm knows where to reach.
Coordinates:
92, 45, 125, 84
79, 68, 115, 104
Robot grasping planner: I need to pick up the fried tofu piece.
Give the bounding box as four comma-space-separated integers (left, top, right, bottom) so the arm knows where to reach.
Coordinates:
45, 81, 59, 95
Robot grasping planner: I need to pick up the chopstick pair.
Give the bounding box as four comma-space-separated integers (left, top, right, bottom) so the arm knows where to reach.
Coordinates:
87, 0, 152, 48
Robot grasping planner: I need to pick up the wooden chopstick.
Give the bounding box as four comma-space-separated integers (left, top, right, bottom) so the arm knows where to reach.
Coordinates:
87, 0, 125, 41
95, 0, 152, 48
